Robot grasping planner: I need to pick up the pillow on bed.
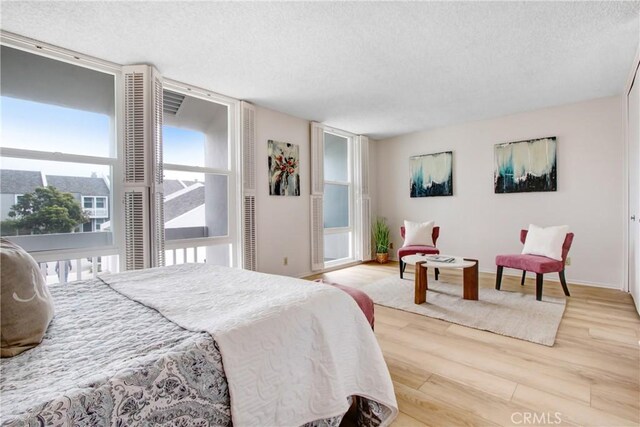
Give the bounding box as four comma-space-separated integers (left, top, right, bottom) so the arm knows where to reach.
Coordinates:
1, 238, 54, 357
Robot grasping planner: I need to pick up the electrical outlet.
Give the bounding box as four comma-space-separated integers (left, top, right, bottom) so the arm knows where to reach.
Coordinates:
389, 242, 394, 249
283, 257, 288, 266
565, 257, 571, 266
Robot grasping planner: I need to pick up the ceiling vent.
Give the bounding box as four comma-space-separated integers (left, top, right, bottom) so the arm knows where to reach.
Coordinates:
163, 90, 185, 116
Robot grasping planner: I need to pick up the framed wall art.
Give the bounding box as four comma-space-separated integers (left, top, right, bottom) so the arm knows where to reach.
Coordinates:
409, 151, 453, 197
494, 137, 557, 193
268, 140, 300, 196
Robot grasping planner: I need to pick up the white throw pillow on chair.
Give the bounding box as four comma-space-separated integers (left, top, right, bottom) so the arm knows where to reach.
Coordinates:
521, 224, 569, 261
403, 220, 434, 247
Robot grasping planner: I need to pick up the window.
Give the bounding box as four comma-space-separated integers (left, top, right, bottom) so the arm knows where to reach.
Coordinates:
162, 88, 235, 267
82, 196, 109, 217
323, 132, 353, 264
0, 45, 117, 254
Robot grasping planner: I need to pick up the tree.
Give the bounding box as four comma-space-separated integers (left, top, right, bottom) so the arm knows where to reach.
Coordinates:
1, 186, 89, 235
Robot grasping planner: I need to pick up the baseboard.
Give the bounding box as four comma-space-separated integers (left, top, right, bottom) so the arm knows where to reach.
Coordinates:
297, 271, 314, 279
631, 293, 640, 315
484, 267, 622, 290
299, 260, 364, 279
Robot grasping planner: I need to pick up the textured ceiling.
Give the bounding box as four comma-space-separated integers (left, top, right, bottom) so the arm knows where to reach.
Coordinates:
1, 1, 639, 139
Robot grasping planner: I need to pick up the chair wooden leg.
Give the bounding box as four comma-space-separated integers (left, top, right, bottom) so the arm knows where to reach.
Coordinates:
559, 270, 570, 297
495, 266, 503, 290
399, 260, 404, 279
536, 273, 544, 301
521, 270, 526, 286
435, 268, 440, 281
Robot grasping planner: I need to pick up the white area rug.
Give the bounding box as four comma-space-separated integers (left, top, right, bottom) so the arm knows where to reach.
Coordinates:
357, 276, 566, 346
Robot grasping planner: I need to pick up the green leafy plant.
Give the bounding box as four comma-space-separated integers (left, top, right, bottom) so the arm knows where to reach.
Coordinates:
0, 186, 89, 235
372, 217, 391, 254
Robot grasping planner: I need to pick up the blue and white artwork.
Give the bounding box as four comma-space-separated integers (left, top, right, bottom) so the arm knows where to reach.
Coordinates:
409, 151, 453, 197
494, 137, 557, 194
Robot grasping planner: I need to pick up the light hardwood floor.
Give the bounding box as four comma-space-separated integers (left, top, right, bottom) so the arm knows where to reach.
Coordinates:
308, 262, 640, 427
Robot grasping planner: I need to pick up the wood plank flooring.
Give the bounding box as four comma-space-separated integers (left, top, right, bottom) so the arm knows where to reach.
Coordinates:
307, 262, 640, 427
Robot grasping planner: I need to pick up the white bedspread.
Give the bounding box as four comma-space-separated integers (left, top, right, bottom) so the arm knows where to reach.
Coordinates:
102, 263, 397, 427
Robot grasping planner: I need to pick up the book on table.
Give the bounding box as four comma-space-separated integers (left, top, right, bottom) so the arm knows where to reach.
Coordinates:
425, 255, 455, 263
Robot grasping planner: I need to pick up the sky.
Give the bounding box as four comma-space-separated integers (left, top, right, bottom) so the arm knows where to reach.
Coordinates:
1, 96, 112, 176
1, 97, 212, 181
163, 126, 205, 168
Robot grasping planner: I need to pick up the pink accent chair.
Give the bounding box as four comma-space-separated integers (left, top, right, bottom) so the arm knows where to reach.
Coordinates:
495, 229, 574, 301
398, 226, 440, 279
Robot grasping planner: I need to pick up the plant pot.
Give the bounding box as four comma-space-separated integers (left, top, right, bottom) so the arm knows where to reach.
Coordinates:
376, 253, 389, 264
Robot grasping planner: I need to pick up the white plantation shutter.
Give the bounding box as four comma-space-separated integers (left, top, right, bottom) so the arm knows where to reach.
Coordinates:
354, 135, 371, 261
310, 122, 325, 271
360, 197, 372, 260
310, 122, 325, 195
124, 69, 147, 185
243, 195, 257, 271
150, 73, 165, 267
310, 195, 324, 271
123, 190, 149, 270
241, 101, 257, 271
122, 65, 164, 270
242, 102, 256, 193
355, 135, 372, 261
358, 135, 370, 197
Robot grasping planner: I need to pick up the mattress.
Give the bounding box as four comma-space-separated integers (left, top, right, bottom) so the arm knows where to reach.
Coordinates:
0, 275, 389, 426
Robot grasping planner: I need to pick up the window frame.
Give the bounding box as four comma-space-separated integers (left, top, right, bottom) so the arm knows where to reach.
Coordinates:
83, 196, 94, 209
82, 195, 109, 218
322, 129, 355, 268
0, 36, 123, 260
161, 79, 241, 268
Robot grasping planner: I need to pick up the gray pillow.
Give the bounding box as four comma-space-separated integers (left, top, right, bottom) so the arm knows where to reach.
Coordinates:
1, 238, 54, 357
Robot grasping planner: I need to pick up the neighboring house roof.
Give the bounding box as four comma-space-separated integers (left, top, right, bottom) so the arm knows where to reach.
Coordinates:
164, 185, 204, 222
164, 179, 185, 195
0, 170, 43, 194
46, 175, 110, 196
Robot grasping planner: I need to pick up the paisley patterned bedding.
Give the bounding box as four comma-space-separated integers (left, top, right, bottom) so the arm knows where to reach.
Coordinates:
0, 277, 390, 426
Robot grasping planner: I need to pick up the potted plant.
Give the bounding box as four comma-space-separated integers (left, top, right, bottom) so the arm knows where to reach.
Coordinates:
372, 217, 391, 264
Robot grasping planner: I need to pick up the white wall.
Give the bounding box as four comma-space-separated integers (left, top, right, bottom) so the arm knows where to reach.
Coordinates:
375, 96, 625, 288
255, 106, 312, 277
253, 107, 382, 276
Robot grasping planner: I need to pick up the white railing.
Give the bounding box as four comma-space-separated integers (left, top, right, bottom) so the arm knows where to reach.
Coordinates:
165, 246, 207, 265
17, 238, 230, 285
31, 253, 120, 285
165, 239, 232, 268
85, 207, 109, 218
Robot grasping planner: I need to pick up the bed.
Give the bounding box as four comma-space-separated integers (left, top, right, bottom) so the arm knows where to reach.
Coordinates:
1, 263, 397, 426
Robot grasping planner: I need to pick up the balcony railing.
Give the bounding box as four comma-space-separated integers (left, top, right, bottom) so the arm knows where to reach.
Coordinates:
34, 255, 119, 285
5, 234, 231, 286
85, 207, 109, 218
165, 239, 232, 268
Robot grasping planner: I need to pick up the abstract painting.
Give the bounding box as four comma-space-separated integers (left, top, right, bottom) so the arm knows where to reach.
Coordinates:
494, 137, 557, 193
268, 140, 300, 196
410, 151, 453, 197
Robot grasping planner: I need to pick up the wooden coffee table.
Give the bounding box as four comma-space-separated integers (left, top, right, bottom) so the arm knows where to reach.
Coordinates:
401, 255, 479, 304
